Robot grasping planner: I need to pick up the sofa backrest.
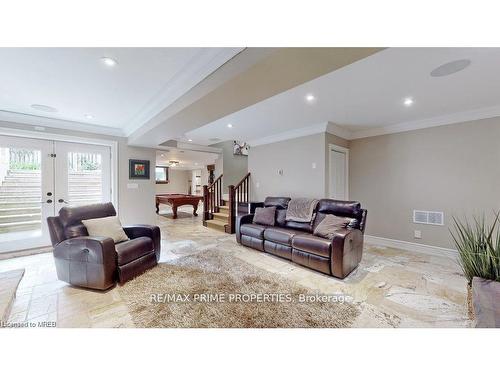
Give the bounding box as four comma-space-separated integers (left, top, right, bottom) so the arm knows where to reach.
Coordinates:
264, 197, 290, 227
47, 202, 117, 245
313, 199, 367, 232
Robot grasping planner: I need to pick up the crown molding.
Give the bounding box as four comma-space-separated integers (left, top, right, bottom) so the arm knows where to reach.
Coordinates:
0, 111, 125, 137
350, 104, 500, 139
123, 48, 244, 137
248, 122, 330, 147
247, 104, 500, 147
326, 122, 354, 140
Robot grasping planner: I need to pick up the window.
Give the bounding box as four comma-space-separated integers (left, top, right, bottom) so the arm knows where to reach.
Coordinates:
155, 166, 169, 184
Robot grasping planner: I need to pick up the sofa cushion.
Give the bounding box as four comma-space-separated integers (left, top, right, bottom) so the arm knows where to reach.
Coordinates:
81, 215, 129, 243
313, 214, 351, 240
253, 206, 276, 226
313, 199, 362, 230
240, 224, 267, 239
292, 234, 332, 258
264, 227, 303, 246
115, 237, 154, 266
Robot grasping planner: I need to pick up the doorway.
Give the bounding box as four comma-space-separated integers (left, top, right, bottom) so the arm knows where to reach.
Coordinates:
329, 145, 349, 200
0, 135, 111, 252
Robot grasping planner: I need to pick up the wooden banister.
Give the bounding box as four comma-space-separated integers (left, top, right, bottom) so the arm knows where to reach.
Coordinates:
227, 172, 251, 234
203, 173, 223, 224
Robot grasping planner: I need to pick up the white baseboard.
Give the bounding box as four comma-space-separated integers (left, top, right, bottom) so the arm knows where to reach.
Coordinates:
364, 235, 458, 259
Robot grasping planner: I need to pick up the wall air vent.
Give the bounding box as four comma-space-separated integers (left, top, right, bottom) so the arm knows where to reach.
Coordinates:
413, 210, 444, 226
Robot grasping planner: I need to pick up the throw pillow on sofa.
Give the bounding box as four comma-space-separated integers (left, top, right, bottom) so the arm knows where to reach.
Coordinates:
253, 206, 276, 226
313, 214, 351, 240
81, 216, 130, 243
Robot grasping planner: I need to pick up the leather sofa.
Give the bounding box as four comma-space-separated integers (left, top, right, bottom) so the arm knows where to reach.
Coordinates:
236, 197, 367, 279
47, 202, 161, 290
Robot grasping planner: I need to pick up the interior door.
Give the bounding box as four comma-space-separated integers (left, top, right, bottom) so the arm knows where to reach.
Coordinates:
54, 142, 111, 212
0, 135, 54, 252
329, 149, 347, 200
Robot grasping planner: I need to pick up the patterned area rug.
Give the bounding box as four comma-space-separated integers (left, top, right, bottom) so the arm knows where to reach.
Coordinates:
0, 269, 25, 323
118, 250, 359, 328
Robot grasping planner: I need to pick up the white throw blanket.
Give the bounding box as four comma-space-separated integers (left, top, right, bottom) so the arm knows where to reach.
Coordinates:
285, 198, 319, 222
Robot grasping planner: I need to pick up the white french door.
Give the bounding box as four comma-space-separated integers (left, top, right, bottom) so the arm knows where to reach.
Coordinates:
54, 141, 111, 213
0, 135, 111, 252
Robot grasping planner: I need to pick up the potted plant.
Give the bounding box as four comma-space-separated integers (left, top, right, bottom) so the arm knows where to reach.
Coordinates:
451, 213, 500, 327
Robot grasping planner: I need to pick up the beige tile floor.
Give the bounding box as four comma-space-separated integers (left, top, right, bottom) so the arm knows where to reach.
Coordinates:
0, 206, 471, 328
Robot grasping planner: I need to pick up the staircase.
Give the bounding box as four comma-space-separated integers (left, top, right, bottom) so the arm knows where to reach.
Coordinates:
204, 203, 230, 232
203, 173, 250, 234
0, 170, 42, 234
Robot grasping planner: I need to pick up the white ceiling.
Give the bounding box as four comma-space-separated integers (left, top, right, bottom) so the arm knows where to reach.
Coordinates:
0, 47, 242, 136
185, 48, 500, 144
156, 148, 219, 170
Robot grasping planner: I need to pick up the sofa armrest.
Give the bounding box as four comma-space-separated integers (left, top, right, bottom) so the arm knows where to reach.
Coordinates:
330, 228, 364, 279
53, 236, 117, 290
123, 225, 161, 261
235, 214, 254, 244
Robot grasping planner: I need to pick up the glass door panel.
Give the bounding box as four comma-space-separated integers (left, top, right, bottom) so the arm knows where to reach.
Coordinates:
55, 142, 111, 212
0, 135, 54, 252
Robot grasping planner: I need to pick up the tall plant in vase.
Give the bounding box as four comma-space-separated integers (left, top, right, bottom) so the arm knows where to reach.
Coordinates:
450, 213, 500, 327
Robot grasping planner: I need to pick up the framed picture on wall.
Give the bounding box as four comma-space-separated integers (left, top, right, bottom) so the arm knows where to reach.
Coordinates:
129, 159, 150, 179
233, 141, 249, 156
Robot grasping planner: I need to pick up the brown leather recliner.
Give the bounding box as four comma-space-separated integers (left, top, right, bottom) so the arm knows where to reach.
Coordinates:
47, 202, 161, 290
236, 197, 367, 279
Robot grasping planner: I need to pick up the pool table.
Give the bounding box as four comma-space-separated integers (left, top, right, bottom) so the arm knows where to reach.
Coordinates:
155, 194, 203, 219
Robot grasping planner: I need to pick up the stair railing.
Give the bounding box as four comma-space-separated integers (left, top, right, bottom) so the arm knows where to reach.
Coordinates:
203, 174, 223, 224
227, 172, 251, 234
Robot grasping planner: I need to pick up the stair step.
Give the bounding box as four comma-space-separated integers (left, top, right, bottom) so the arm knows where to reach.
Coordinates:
0, 207, 41, 215
218, 205, 230, 213
205, 219, 227, 232
0, 202, 42, 208
0, 195, 41, 200
0, 220, 41, 228
0, 188, 42, 193
0, 213, 41, 224
213, 212, 229, 220
0, 220, 41, 234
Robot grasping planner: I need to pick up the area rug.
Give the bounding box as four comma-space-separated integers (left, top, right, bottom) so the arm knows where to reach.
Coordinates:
118, 250, 359, 328
0, 269, 25, 323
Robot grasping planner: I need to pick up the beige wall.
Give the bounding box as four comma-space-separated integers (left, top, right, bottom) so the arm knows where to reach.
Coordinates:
249, 132, 352, 201
0, 121, 157, 226
155, 168, 190, 195
249, 133, 325, 201
349, 117, 500, 249
211, 140, 248, 193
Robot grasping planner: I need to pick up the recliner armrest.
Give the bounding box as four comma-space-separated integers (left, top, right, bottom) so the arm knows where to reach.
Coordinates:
235, 214, 254, 243
53, 236, 117, 290
123, 225, 161, 261
330, 228, 364, 278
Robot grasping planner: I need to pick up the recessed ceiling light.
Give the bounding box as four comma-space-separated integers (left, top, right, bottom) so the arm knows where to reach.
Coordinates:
430, 59, 471, 77
188, 139, 193, 142
194, 162, 198, 165
403, 97, 414, 107
101, 57, 118, 67
227, 123, 233, 128
84, 114, 93, 120
160, 154, 165, 157
31, 104, 58, 113
305, 94, 315, 102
